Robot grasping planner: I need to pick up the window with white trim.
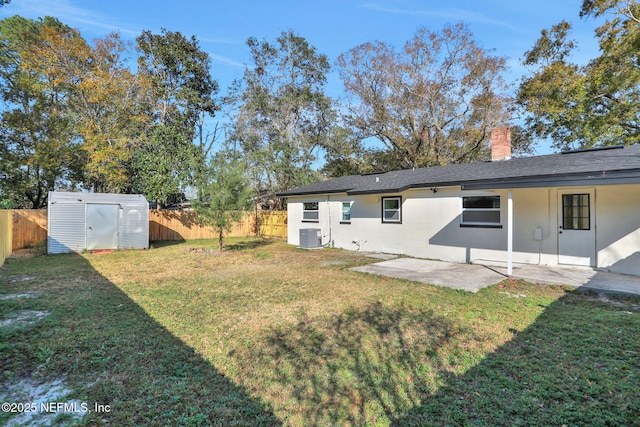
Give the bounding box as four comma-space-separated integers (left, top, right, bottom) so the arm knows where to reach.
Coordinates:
382, 196, 402, 223
341, 202, 352, 223
461, 195, 501, 227
302, 202, 319, 222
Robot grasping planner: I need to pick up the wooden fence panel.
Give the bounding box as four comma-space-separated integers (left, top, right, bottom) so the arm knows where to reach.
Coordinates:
7, 209, 288, 250
148, 210, 260, 241
257, 211, 288, 238
12, 209, 47, 250
0, 210, 12, 265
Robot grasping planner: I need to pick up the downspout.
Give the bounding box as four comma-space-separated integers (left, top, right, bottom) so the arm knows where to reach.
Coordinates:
507, 190, 513, 276
326, 195, 332, 247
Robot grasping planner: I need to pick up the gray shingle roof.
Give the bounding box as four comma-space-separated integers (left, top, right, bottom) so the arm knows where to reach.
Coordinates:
277, 145, 640, 196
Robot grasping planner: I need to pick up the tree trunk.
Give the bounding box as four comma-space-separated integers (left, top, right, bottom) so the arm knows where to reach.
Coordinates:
218, 229, 224, 251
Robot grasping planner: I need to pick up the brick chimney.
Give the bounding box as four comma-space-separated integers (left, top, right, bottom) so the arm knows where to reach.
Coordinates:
491, 126, 511, 161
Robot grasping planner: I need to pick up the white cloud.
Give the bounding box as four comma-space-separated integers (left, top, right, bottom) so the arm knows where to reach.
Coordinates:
361, 2, 517, 29
6, 0, 140, 36
209, 53, 245, 68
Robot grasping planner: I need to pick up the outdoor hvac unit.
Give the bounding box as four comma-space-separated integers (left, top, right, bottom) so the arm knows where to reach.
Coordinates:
299, 228, 321, 249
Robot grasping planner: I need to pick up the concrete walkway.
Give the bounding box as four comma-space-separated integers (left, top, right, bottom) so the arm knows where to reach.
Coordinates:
351, 257, 640, 295
351, 258, 505, 293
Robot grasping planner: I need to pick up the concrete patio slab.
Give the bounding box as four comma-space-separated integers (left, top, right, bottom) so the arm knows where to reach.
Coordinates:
351, 257, 640, 295
351, 258, 505, 292
507, 264, 640, 295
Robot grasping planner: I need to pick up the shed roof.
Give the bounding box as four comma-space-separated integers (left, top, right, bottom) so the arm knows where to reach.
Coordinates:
277, 145, 640, 196
49, 191, 148, 205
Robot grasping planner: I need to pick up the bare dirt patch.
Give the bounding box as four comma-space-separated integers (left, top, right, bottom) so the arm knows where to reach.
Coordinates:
183, 247, 221, 255
0, 291, 44, 300
0, 310, 49, 328
0, 378, 85, 426
7, 276, 35, 283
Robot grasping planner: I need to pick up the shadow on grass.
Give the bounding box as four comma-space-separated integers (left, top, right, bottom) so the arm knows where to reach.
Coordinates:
237, 301, 468, 426
225, 238, 275, 251
0, 253, 279, 426
238, 292, 640, 426
149, 239, 187, 248
392, 290, 640, 426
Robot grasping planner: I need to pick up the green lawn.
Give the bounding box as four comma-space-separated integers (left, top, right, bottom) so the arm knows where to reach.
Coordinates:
1, 238, 639, 426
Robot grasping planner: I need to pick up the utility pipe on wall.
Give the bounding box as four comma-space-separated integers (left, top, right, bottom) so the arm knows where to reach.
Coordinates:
507, 190, 513, 275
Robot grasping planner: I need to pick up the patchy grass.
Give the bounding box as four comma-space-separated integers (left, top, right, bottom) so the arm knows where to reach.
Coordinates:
1, 238, 639, 426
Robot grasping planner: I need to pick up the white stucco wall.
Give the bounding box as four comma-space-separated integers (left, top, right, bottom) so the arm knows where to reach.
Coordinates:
595, 184, 640, 274
286, 184, 640, 275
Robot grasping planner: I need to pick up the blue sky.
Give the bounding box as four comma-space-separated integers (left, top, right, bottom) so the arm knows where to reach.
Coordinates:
3, 0, 602, 154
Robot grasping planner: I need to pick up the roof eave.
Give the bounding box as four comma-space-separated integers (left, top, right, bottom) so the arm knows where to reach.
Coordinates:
276, 189, 352, 197
462, 169, 640, 190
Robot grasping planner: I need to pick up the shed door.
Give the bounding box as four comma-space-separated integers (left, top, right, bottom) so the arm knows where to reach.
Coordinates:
558, 190, 595, 266
86, 204, 118, 250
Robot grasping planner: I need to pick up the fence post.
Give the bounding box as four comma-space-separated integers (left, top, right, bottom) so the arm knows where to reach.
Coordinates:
0, 210, 13, 264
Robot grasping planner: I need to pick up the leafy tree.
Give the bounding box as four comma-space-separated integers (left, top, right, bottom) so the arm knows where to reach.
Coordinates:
134, 29, 218, 209
24, 26, 150, 193
192, 148, 253, 251
518, 0, 640, 150
0, 16, 80, 208
69, 33, 152, 192
321, 126, 411, 176
230, 30, 333, 208
337, 23, 516, 170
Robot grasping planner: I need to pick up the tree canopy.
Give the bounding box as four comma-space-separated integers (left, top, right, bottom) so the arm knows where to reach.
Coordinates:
0, 18, 219, 208
0, 16, 81, 208
230, 30, 333, 208
337, 23, 516, 170
517, 0, 640, 150
133, 29, 219, 208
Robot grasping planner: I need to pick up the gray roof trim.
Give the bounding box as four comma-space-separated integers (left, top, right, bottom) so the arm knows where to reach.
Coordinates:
346, 180, 463, 195
278, 189, 351, 197
461, 169, 640, 190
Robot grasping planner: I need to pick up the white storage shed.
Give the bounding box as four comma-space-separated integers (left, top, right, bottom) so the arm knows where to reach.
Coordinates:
48, 191, 149, 254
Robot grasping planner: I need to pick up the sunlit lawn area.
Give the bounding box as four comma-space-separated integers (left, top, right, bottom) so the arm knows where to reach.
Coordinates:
1, 238, 639, 426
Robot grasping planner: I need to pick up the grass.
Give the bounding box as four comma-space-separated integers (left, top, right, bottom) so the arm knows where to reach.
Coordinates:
1, 237, 639, 426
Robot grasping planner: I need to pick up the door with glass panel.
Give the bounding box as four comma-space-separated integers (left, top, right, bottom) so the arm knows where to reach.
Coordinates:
557, 190, 595, 266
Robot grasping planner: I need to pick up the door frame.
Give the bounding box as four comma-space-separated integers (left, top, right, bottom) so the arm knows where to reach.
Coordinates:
86, 203, 119, 250
557, 188, 596, 267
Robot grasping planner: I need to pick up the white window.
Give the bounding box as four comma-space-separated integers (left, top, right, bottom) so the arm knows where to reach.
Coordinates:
303, 202, 319, 222
382, 196, 402, 223
461, 195, 501, 227
341, 202, 352, 223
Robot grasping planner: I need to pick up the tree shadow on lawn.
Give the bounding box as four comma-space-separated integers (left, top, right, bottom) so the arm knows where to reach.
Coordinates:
149, 239, 187, 248
225, 238, 276, 251
238, 290, 640, 426
237, 301, 467, 426
0, 253, 280, 426
393, 290, 640, 427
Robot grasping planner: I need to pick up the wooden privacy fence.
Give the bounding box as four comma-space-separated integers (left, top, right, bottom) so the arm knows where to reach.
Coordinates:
148, 210, 287, 241
257, 210, 287, 238
12, 209, 47, 250
7, 209, 288, 253
0, 210, 12, 266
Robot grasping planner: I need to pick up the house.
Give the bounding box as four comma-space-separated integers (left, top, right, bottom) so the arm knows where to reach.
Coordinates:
277, 127, 640, 276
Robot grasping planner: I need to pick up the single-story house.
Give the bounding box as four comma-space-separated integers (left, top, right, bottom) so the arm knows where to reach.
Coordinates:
277, 127, 640, 276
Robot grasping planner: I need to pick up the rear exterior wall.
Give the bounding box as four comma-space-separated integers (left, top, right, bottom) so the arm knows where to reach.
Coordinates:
286, 184, 640, 275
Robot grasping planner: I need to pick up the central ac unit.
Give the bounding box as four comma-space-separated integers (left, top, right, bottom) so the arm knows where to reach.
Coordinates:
299, 228, 321, 249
